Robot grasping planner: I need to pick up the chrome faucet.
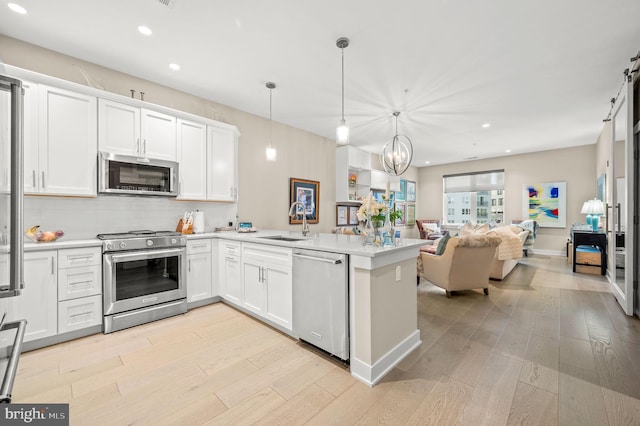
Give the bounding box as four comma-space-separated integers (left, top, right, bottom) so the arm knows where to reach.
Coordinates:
289, 201, 310, 236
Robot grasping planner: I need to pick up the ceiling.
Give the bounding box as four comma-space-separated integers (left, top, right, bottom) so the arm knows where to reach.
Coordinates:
1, 0, 639, 167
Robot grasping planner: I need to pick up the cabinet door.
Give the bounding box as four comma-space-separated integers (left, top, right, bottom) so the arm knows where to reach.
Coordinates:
264, 263, 292, 330
98, 98, 140, 156
141, 108, 177, 161
8, 251, 57, 342
39, 85, 97, 196
22, 81, 40, 193
221, 255, 242, 305
207, 126, 237, 201
177, 119, 207, 200
187, 252, 212, 303
242, 261, 265, 316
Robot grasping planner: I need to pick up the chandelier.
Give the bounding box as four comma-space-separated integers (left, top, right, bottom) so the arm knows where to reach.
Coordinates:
380, 112, 413, 176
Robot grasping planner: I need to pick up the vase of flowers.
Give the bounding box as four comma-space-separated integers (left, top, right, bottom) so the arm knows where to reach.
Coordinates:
357, 192, 403, 246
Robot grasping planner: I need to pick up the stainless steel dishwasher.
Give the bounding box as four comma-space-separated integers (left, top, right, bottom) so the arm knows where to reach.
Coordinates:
292, 249, 349, 361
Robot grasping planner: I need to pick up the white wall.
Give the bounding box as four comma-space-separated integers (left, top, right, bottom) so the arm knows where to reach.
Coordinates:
418, 145, 597, 254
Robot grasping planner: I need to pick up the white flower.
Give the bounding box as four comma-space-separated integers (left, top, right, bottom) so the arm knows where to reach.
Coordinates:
357, 192, 386, 222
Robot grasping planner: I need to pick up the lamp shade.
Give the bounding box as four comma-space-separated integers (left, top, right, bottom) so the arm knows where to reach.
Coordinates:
581, 198, 605, 215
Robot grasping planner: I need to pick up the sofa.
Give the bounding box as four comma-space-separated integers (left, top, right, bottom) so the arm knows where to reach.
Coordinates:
458, 223, 529, 280
418, 234, 502, 297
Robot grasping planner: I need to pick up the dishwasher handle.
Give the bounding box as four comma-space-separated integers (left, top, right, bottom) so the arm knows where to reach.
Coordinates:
292, 253, 342, 265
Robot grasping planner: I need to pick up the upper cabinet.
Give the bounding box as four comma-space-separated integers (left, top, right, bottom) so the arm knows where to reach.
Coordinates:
98, 99, 176, 161
25, 84, 97, 196
177, 118, 208, 200
207, 125, 238, 202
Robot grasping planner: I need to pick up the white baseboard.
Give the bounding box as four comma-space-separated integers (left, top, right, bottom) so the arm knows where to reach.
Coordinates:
350, 330, 421, 386
528, 249, 565, 256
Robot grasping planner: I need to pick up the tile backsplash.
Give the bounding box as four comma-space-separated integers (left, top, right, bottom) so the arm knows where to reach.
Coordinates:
24, 195, 237, 240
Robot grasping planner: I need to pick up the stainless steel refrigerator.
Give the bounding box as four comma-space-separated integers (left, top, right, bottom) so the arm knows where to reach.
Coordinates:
0, 73, 28, 403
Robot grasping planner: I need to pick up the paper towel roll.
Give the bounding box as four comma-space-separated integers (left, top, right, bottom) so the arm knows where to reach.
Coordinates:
192, 211, 205, 233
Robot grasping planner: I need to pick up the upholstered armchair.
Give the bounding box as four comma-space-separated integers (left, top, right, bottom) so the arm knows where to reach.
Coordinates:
418, 234, 501, 297
416, 219, 448, 241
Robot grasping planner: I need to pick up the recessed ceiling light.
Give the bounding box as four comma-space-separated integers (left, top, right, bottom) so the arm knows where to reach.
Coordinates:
505, 149, 512, 153
138, 25, 153, 36
8, 3, 27, 14
482, 123, 491, 128
424, 161, 430, 164
169, 63, 181, 71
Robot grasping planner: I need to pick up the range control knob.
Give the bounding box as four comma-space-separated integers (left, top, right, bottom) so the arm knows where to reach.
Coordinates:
119, 242, 127, 249
106, 243, 114, 251
147, 239, 154, 247
171, 238, 177, 244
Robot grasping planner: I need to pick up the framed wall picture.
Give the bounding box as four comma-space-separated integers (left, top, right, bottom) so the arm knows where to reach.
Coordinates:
396, 179, 406, 201
521, 181, 566, 228
395, 202, 406, 226
406, 203, 416, 225
349, 206, 359, 225
290, 178, 320, 224
336, 205, 348, 226
406, 180, 416, 202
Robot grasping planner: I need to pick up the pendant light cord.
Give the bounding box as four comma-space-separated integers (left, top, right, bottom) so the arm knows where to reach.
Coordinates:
341, 47, 345, 121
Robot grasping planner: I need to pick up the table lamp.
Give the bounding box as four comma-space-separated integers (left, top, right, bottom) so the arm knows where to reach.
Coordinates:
581, 198, 605, 231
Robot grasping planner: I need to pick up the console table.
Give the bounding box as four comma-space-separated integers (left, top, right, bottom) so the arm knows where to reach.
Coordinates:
572, 231, 607, 275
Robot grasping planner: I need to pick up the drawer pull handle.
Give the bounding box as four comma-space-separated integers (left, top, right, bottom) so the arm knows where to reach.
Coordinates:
67, 255, 93, 260
69, 280, 93, 286
69, 311, 93, 318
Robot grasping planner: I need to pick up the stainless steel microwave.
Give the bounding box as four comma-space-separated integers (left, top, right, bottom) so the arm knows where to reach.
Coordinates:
98, 152, 179, 197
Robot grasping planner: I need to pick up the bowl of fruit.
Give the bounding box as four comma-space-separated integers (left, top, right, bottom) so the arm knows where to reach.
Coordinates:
25, 225, 64, 243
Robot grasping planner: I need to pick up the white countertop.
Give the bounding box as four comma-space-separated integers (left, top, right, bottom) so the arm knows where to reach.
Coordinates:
24, 238, 102, 252
189, 230, 426, 257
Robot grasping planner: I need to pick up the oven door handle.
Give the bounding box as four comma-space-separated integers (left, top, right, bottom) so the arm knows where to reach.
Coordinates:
107, 248, 186, 263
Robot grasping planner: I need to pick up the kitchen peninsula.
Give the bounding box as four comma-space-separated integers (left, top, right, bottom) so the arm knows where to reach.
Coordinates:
195, 230, 425, 386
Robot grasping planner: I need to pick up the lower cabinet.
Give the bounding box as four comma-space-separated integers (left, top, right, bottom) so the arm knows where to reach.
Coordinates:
57, 247, 103, 334
58, 295, 102, 333
8, 250, 58, 342
241, 243, 293, 331
219, 240, 242, 305
187, 239, 213, 303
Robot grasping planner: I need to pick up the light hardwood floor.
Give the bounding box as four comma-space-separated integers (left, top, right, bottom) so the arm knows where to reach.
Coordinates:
12, 255, 640, 425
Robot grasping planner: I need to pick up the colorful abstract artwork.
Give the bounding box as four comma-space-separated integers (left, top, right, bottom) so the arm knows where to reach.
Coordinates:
522, 181, 566, 228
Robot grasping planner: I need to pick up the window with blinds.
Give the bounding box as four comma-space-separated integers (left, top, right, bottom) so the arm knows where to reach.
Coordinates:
443, 170, 505, 225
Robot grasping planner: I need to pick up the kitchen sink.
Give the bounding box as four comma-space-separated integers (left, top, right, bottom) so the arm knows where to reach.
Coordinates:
258, 235, 305, 242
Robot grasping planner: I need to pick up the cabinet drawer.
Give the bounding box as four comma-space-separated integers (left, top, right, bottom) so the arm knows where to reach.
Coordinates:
187, 239, 212, 255
58, 295, 102, 334
221, 240, 241, 256
242, 243, 292, 266
58, 247, 102, 269
58, 264, 101, 301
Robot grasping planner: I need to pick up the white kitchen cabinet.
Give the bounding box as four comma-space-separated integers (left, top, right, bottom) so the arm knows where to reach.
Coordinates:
336, 145, 372, 202
177, 119, 207, 200
219, 240, 242, 305
57, 247, 102, 301
187, 239, 213, 303
21, 80, 39, 193
370, 169, 400, 192
25, 85, 97, 196
7, 250, 57, 343
241, 243, 292, 330
207, 125, 238, 201
98, 99, 177, 161
58, 294, 102, 334
56, 247, 102, 334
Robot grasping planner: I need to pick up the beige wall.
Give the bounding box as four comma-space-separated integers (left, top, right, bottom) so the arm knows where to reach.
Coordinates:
0, 35, 337, 233
417, 145, 597, 253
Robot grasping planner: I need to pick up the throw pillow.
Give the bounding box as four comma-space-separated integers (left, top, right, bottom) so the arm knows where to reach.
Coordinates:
435, 233, 451, 255
475, 223, 490, 234
459, 222, 475, 236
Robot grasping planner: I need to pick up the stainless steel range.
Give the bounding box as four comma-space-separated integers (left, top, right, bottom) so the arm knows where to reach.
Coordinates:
98, 230, 187, 333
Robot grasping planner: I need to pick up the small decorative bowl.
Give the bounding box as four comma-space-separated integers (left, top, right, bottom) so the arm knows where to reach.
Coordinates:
25, 230, 64, 243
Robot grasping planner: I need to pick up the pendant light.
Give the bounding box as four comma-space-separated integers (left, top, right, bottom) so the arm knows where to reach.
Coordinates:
380, 112, 414, 176
265, 82, 277, 161
336, 37, 350, 145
